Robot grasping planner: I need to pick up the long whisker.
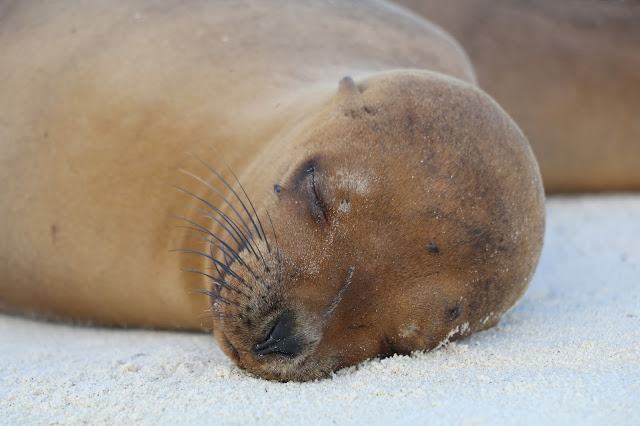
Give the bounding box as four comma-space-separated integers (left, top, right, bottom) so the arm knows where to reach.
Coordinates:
249, 232, 270, 273
198, 311, 234, 320
177, 224, 213, 235
225, 164, 271, 253
171, 248, 248, 286
171, 166, 271, 273
199, 313, 234, 320
212, 256, 224, 282
170, 186, 249, 250
265, 209, 282, 283
193, 288, 240, 306
173, 216, 218, 237
200, 308, 235, 319
189, 196, 269, 274
208, 235, 226, 284
184, 233, 258, 279
174, 217, 251, 263
183, 268, 250, 298
189, 154, 266, 245
179, 167, 255, 243
184, 233, 240, 263
174, 216, 252, 269
185, 233, 260, 281
187, 203, 264, 265
186, 181, 269, 274
172, 217, 259, 292
170, 184, 260, 261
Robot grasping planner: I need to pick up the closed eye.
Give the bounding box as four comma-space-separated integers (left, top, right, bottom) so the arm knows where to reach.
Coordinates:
289, 157, 329, 224
306, 164, 328, 222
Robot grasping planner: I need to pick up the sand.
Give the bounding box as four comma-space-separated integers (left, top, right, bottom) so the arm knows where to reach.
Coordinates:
1, 194, 639, 425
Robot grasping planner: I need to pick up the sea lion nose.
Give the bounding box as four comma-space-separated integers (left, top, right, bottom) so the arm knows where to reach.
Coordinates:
252, 314, 301, 358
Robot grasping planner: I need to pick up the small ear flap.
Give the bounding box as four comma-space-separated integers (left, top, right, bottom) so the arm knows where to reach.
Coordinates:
337, 76, 361, 98
333, 76, 365, 117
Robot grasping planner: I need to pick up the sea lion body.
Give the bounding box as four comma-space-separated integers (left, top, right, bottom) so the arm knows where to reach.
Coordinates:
0, 0, 546, 381
0, 0, 475, 327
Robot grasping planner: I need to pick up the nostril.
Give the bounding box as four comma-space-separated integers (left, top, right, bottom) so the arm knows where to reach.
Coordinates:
253, 314, 301, 358
254, 335, 300, 358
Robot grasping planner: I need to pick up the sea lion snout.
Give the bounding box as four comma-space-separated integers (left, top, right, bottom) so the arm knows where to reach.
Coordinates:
252, 313, 301, 358
205, 237, 332, 381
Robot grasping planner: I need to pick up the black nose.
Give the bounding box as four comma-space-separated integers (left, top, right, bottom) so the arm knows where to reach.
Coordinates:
252, 314, 301, 358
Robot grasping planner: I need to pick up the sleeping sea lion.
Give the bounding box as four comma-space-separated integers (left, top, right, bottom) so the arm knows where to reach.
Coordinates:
0, 0, 545, 381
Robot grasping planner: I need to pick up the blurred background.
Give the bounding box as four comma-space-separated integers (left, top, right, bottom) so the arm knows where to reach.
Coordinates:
395, 0, 640, 192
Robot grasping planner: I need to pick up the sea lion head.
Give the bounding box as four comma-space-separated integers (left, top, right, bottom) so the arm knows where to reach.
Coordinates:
194, 71, 544, 381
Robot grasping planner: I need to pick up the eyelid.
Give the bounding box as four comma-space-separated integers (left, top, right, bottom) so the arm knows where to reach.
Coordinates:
288, 157, 329, 224
307, 165, 328, 223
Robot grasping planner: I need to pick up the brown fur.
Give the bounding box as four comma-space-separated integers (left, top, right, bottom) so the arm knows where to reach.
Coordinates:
1, 0, 547, 381
395, 0, 640, 192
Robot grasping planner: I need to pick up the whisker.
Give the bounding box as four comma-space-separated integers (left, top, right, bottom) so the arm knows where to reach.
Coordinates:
173, 216, 218, 238
171, 185, 260, 261
182, 268, 250, 298
223, 250, 233, 267
212, 257, 224, 281
189, 202, 267, 275
188, 205, 259, 264
188, 199, 261, 262
171, 186, 247, 246
199, 313, 234, 320
170, 179, 270, 275
193, 288, 240, 306
173, 218, 261, 287
177, 224, 216, 237
225, 164, 271, 253
253, 237, 271, 274
171, 248, 248, 286
198, 309, 234, 320
184, 190, 267, 274
173, 217, 239, 279
265, 209, 283, 283
189, 154, 266, 245
184, 234, 240, 263
193, 289, 231, 305
189, 233, 261, 282
179, 167, 255, 243
187, 203, 264, 264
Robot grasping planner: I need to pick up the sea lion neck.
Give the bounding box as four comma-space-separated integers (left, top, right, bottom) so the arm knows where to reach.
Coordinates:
244, 78, 369, 152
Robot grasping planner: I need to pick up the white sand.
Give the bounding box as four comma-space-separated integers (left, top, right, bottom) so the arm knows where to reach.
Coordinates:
1, 195, 639, 425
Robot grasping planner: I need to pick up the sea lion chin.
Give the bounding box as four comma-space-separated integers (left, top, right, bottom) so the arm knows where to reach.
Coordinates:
204, 72, 544, 382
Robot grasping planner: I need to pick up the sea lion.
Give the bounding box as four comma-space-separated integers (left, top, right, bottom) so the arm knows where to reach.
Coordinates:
0, 0, 544, 381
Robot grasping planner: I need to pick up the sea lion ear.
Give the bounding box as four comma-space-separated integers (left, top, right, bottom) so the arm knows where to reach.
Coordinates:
338, 76, 361, 98
333, 76, 365, 117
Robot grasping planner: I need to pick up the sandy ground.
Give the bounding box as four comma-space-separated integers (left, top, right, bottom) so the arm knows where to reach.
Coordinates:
1, 194, 639, 425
